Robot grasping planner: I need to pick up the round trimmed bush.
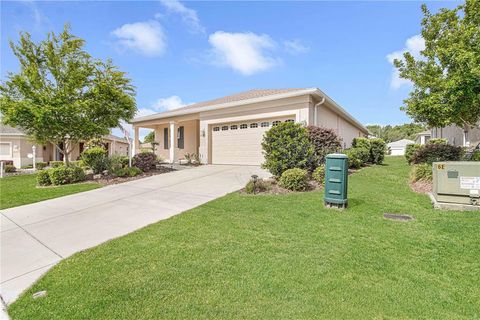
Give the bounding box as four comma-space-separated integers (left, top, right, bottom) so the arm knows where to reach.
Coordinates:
411, 143, 463, 164
306, 126, 342, 164
345, 149, 363, 169
37, 170, 51, 186
405, 144, 421, 164
279, 168, 308, 191
133, 152, 157, 172
312, 166, 325, 185
352, 137, 371, 151
36, 162, 48, 170
369, 138, 386, 164
4, 164, 16, 173
262, 122, 316, 177
49, 161, 64, 168
128, 167, 142, 177
48, 166, 86, 185
81, 147, 109, 174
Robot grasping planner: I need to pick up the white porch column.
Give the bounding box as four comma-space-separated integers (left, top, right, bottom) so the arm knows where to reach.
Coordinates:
169, 121, 177, 163
133, 126, 140, 155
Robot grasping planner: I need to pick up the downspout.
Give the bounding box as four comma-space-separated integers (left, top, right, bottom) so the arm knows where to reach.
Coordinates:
313, 96, 326, 125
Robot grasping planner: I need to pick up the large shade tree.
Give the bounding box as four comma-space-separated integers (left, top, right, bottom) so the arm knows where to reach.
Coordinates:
0, 25, 136, 165
394, 0, 480, 130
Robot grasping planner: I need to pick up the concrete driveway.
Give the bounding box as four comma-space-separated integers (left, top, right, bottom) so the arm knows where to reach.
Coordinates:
0, 165, 269, 305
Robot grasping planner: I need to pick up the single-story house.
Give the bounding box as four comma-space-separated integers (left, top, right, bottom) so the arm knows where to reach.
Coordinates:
0, 125, 129, 168
387, 139, 415, 156
431, 124, 480, 148
415, 130, 431, 145
131, 88, 368, 165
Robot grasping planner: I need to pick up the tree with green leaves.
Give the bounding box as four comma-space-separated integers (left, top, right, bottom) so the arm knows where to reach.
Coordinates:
394, 0, 480, 130
0, 25, 136, 165
366, 123, 426, 142
143, 131, 155, 143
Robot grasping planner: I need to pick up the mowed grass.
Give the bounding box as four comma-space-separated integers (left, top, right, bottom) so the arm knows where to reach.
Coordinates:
0, 174, 101, 209
8, 157, 480, 319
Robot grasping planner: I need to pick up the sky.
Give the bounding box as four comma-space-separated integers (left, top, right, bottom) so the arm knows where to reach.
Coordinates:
1, 0, 460, 139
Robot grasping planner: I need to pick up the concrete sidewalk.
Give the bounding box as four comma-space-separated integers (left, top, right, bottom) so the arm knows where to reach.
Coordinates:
0, 165, 268, 305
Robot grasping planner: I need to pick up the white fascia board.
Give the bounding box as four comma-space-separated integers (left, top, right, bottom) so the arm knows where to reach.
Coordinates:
131, 88, 318, 124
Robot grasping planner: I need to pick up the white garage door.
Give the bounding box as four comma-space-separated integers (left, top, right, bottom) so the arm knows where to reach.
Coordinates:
389, 147, 405, 156
211, 117, 295, 165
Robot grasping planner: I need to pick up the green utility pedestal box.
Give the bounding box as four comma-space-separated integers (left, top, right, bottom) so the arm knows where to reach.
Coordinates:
324, 153, 349, 209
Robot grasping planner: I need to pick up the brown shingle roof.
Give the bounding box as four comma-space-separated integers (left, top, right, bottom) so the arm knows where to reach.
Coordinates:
176, 88, 309, 112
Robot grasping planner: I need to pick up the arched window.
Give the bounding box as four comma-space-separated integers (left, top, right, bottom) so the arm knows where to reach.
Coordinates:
272, 120, 281, 126
213, 127, 220, 132
261, 122, 270, 127
285, 119, 294, 123
230, 125, 238, 130
240, 124, 248, 129
250, 123, 258, 128
221, 126, 228, 131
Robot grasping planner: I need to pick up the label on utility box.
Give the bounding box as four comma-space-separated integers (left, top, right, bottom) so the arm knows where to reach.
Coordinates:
459, 177, 480, 190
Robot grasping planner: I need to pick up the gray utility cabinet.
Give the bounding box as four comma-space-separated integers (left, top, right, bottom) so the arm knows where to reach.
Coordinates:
433, 161, 480, 206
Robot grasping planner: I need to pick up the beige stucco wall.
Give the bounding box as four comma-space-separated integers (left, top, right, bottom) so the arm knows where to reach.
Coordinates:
315, 104, 365, 148
109, 140, 129, 156
432, 125, 480, 147
0, 136, 45, 167
152, 120, 199, 162
199, 95, 311, 164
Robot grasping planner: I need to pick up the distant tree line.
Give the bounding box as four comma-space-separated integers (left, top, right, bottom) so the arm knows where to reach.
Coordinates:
366, 124, 426, 143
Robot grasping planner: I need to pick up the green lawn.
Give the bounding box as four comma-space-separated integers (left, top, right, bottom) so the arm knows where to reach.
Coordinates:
0, 174, 101, 209
8, 157, 480, 319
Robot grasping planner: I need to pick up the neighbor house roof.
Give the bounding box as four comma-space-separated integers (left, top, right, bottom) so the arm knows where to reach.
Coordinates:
1, 124, 128, 143
387, 139, 415, 147
0, 124, 26, 136
131, 88, 368, 133
416, 130, 431, 137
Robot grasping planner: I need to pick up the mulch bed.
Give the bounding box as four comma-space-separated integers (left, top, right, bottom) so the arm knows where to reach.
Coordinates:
410, 180, 433, 194
94, 166, 175, 186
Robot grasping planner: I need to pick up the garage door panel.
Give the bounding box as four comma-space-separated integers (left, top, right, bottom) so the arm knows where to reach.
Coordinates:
211, 117, 294, 165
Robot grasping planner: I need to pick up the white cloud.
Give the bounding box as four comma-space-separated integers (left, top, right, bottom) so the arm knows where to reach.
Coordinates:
112, 21, 166, 56
159, 0, 205, 34
208, 31, 279, 75
284, 39, 309, 55
386, 34, 425, 89
151, 95, 189, 111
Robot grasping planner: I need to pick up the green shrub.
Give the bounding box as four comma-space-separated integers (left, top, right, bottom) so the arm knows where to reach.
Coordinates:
427, 138, 447, 144
345, 149, 363, 169
49, 161, 64, 168
133, 152, 157, 172
352, 137, 371, 151
48, 166, 86, 185
369, 138, 386, 164
81, 147, 109, 174
471, 150, 480, 161
262, 122, 316, 177
411, 143, 463, 164
36, 170, 51, 186
279, 168, 308, 191
70, 160, 85, 168
410, 163, 433, 182
312, 166, 325, 185
306, 126, 342, 164
36, 162, 48, 170
22, 164, 34, 169
4, 165, 16, 173
405, 144, 421, 164
244, 179, 270, 194
110, 155, 129, 170
112, 166, 142, 178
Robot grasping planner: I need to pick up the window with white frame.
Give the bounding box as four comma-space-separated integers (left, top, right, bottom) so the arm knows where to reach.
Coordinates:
230, 125, 238, 130
0, 143, 11, 156
213, 127, 220, 132
261, 122, 270, 127
285, 119, 294, 123
272, 120, 281, 126
240, 124, 248, 129
221, 126, 229, 131
250, 123, 258, 128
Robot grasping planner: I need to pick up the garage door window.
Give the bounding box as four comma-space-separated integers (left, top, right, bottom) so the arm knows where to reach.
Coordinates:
250, 123, 258, 128
213, 127, 220, 132
240, 124, 248, 129
221, 126, 228, 131
285, 119, 294, 123
230, 125, 238, 130
261, 122, 269, 127
272, 121, 281, 126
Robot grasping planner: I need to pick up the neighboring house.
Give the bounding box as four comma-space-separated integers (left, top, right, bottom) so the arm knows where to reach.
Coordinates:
131, 88, 368, 165
0, 124, 129, 168
431, 124, 480, 148
387, 139, 415, 156
415, 130, 431, 145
